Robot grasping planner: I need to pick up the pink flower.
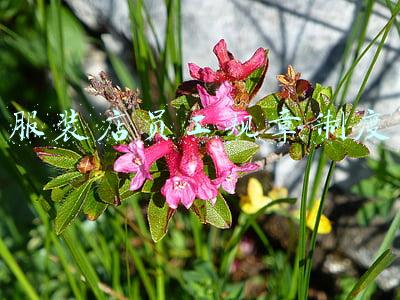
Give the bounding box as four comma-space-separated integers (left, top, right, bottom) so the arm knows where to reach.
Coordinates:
113, 139, 174, 191
180, 136, 218, 204
162, 149, 197, 209
162, 136, 218, 209
188, 39, 267, 83
206, 137, 258, 194
191, 81, 250, 131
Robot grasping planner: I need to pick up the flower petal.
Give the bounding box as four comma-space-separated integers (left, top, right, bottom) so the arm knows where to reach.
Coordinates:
130, 171, 147, 191
113, 153, 138, 173
113, 144, 131, 153
196, 174, 218, 200
213, 39, 231, 66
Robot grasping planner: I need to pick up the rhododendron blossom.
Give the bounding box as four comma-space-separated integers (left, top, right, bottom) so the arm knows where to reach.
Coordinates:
188, 39, 267, 83
162, 149, 197, 209
180, 136, 218, 204
206, 137, 259, 194
161, 136, 217, 209
191, 82, 250, 131
113, 139, 174, 190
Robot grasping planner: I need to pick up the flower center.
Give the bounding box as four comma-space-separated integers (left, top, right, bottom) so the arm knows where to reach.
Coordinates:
226, 172, 234, 182
132, 157, 143, 166
174, 181, 187, 190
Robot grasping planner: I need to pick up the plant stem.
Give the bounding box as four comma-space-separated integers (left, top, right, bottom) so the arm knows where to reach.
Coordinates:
155, 242, 165, 300
303, 161, 336, 299
297, 147, 315, 300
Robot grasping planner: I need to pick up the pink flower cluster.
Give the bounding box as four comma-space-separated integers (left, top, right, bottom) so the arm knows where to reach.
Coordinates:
188, 39, 266, 83
189, 39, 267, 132
191, 81, 250, 131
113, 136, 258, 209
113, 39, 265, 209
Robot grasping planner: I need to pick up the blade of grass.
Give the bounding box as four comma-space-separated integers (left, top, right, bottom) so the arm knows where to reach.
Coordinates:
333, 3, 400, 103
345, 1, 399, 129
0, 236, 40, 300
220, 197, 296, 278
302, 160, 335, 299
47, 0, 70, 110
113, 215, 156, 300
297, 148, 315, 300
127, 0, 156, 108
338, 0, 375, 106
360, 202, 400, 297
51, 233, 85, 300
302, 4, 399, 297
62, 226, 107, 300
346, 249, 395, 300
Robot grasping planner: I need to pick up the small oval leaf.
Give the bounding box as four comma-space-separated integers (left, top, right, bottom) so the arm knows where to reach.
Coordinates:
224, 140, 259, 163
147, 194, 175, 242
325, 140, 346, 161
34, 147, 81, 169
55, 179, 93, 235
44, 171, 82, 190
343, 138, 370, 158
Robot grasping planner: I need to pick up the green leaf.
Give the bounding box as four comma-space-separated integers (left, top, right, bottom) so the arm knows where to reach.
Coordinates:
191, 194, 232, 229
141, 171, 169, 194
346, 249, 395, 299
119, 176, 139, 200
255, 93, 280, 121
51, 185, 73, 202
131, 109, 152, 135
341, 103, 364, 128
224, 140, 259, 163
289, 143, 305, 160
312, 84, 334, 115
245, 53, 268, 99
97, 171, 120, 205
55, 179, 93, 235
34, 147, 81, 169
343, 139, 369, 158
247, 105, 266, 130
43, 171, 82, 190
170, 95, 190, 110
73, 113, 97, 154
147, 194, 175, 242
324, 140, 346, 161
83, 190, 108, 221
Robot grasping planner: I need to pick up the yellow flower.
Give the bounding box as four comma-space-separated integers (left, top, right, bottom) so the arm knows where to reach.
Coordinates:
305, 200, 332, 234
240, 178, 288, 214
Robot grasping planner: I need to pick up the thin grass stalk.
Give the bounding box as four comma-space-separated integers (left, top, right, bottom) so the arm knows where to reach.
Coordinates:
114, 217, 156, 300
302, 161, 336, 299
332, 3, 400, 103
124, 214, 133, 299
339, 0, 375, 106
127, 0, 154, 108
51, 234, 85, 300
47, 0, 69, 110
302, 5, 399, 297
0, 236, 40, 300
250, 221, 275, 257
62, 227, 107, 300
297, 147, 315, 300
308, 151, 327, 207
345, 1, 399, 129
190, 213, 204, 259
360, 206, 400, 297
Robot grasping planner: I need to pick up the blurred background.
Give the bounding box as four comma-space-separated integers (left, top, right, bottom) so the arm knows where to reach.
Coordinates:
1, 0, 400, 299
